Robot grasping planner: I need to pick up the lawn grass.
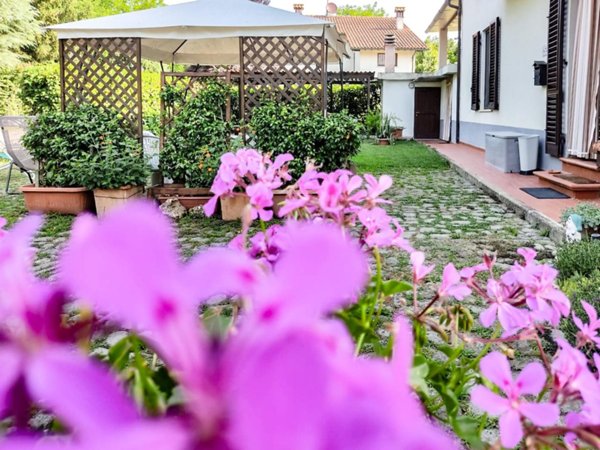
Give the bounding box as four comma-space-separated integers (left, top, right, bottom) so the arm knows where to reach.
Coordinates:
353, 140, 449, 173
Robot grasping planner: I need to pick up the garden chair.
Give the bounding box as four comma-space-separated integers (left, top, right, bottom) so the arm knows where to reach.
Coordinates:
0, 116, 37, 194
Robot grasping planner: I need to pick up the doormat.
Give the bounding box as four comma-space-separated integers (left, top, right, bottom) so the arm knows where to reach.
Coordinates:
520, 187, 570, 199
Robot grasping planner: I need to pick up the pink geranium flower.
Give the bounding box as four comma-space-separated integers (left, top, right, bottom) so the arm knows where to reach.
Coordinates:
53, 202, 458, 449
480, 279, 530, 335
437, 264, 471, 300
572, 300, 600, 348
411, 251, 435, 284
471, 352, 559, 448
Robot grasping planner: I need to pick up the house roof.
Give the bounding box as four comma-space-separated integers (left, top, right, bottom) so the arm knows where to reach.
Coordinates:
426, 0, 459, 33
312, 16, 426, 51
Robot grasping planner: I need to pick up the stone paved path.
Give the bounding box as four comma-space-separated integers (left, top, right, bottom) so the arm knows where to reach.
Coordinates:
1, 143, 557, 282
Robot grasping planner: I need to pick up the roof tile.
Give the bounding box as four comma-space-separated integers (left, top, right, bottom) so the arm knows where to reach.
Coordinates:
313, 15, 427, 51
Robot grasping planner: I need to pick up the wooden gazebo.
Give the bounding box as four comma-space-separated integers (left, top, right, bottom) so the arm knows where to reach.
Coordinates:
49, 0, 349, 138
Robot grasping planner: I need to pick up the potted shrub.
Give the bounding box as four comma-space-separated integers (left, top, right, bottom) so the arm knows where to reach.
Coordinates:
73, 144, 149, 217
158, 80, 232, 208
21, 104, 136, 214
377, 114, 392, 145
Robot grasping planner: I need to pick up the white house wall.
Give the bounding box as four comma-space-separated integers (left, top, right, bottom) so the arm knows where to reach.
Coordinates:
459, 0, 559, 169
382, 78, 444, 139
327, 49, 415, 73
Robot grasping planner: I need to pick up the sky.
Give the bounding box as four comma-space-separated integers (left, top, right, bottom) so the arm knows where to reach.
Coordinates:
165, 0, 446, 38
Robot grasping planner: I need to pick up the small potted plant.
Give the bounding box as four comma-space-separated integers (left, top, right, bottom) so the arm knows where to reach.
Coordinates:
561, 202, 600, 239
377, 114, 392, 145
390, 116, 404, 140
73, 144, 149, 217
21, 105, 136, 214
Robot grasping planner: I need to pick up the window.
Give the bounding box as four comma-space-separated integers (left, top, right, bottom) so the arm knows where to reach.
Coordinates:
471, 18, 501, 111
484, 18, 501, 110
470, 32, 481, 110
546, 0, 565, 156
377, 52, 398, 67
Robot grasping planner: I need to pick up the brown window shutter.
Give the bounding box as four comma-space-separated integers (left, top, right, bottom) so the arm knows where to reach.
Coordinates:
471, 32, 481, 111
485, 18, 500, 110
546, 0, 565, 157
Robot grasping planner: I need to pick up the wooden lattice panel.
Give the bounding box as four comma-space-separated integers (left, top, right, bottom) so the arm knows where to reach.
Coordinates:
241, 36, 326, 118
59, 38, 142, 137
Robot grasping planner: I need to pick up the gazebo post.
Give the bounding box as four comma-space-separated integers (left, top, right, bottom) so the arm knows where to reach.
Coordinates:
322, 34, 327, 114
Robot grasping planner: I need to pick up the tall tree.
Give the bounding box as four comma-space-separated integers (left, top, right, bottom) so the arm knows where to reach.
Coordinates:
95, 0, 164, 16
337, 2, 385, 16
415, 36, 458, 73
28, 0, 163, 62
0, 0, 39, 68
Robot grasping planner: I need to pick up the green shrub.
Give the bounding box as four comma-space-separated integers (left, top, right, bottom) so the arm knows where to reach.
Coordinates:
160, 80, 232, 187
364, 109, 381, 136
559, 271, 600, 348
0, 68, 23, 115
72, 144, 149, 190
18, 63, 60, 115
250, 100, 362, 177
327, 84, 381, 119
556, 240, 600, 280
561, 202, 600, 229
22, 104, 138, 187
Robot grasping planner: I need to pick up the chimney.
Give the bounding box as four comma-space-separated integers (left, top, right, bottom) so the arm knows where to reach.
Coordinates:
395, 6, 405, 30
293, 3, 304, 14
384, 34, 396, 73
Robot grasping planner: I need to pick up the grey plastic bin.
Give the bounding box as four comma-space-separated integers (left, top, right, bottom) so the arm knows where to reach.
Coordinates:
485, 131, 523, 173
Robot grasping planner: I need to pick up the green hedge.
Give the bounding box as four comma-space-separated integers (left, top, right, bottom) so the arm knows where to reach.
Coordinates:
249, 100, 362, 178
327, 84, 381, 119
0, 63, 163, 131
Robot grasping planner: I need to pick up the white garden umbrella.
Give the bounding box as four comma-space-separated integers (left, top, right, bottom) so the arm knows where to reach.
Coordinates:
49, 0, 349, 65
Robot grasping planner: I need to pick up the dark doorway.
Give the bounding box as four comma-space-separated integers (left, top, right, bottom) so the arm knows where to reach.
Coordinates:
414, 87, 441, 139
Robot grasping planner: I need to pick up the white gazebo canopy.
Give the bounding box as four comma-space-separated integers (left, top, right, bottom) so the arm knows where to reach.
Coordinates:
49, 0, 350, 65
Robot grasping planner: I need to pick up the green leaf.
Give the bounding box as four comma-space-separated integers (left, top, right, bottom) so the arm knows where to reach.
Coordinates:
380, 280, 412, 296
108, 335, 134, 371
451, 416, 485, 449
410, 355, 429, 393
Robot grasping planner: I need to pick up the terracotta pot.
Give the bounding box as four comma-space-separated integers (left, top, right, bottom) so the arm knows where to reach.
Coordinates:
148, 185, 213, 210
21, 185, 95, 215
378, 138, 391, 145
220, 193, 249, 221
94, 186, 144, 217
272, 189, 287, 216
391, 128, 404, 140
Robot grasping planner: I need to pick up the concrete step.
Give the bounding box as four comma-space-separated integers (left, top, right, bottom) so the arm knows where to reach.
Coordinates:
560, 157, 600, 183
534, 170, 600, 199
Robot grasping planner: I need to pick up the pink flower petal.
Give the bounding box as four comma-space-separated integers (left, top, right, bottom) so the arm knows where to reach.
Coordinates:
59, 201, 182, 328
519, 401, 559, 427
470, 385, 509, 416
0, 346, 22, 416
480, 352, 513, 393
183, 248, 263, 305
499, 410, 523, 448
479, 304, 498, 328
582, 300, 598, 323
259, 222, 368, 318
27, 348, 139, 435
515, 362, 547, 396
